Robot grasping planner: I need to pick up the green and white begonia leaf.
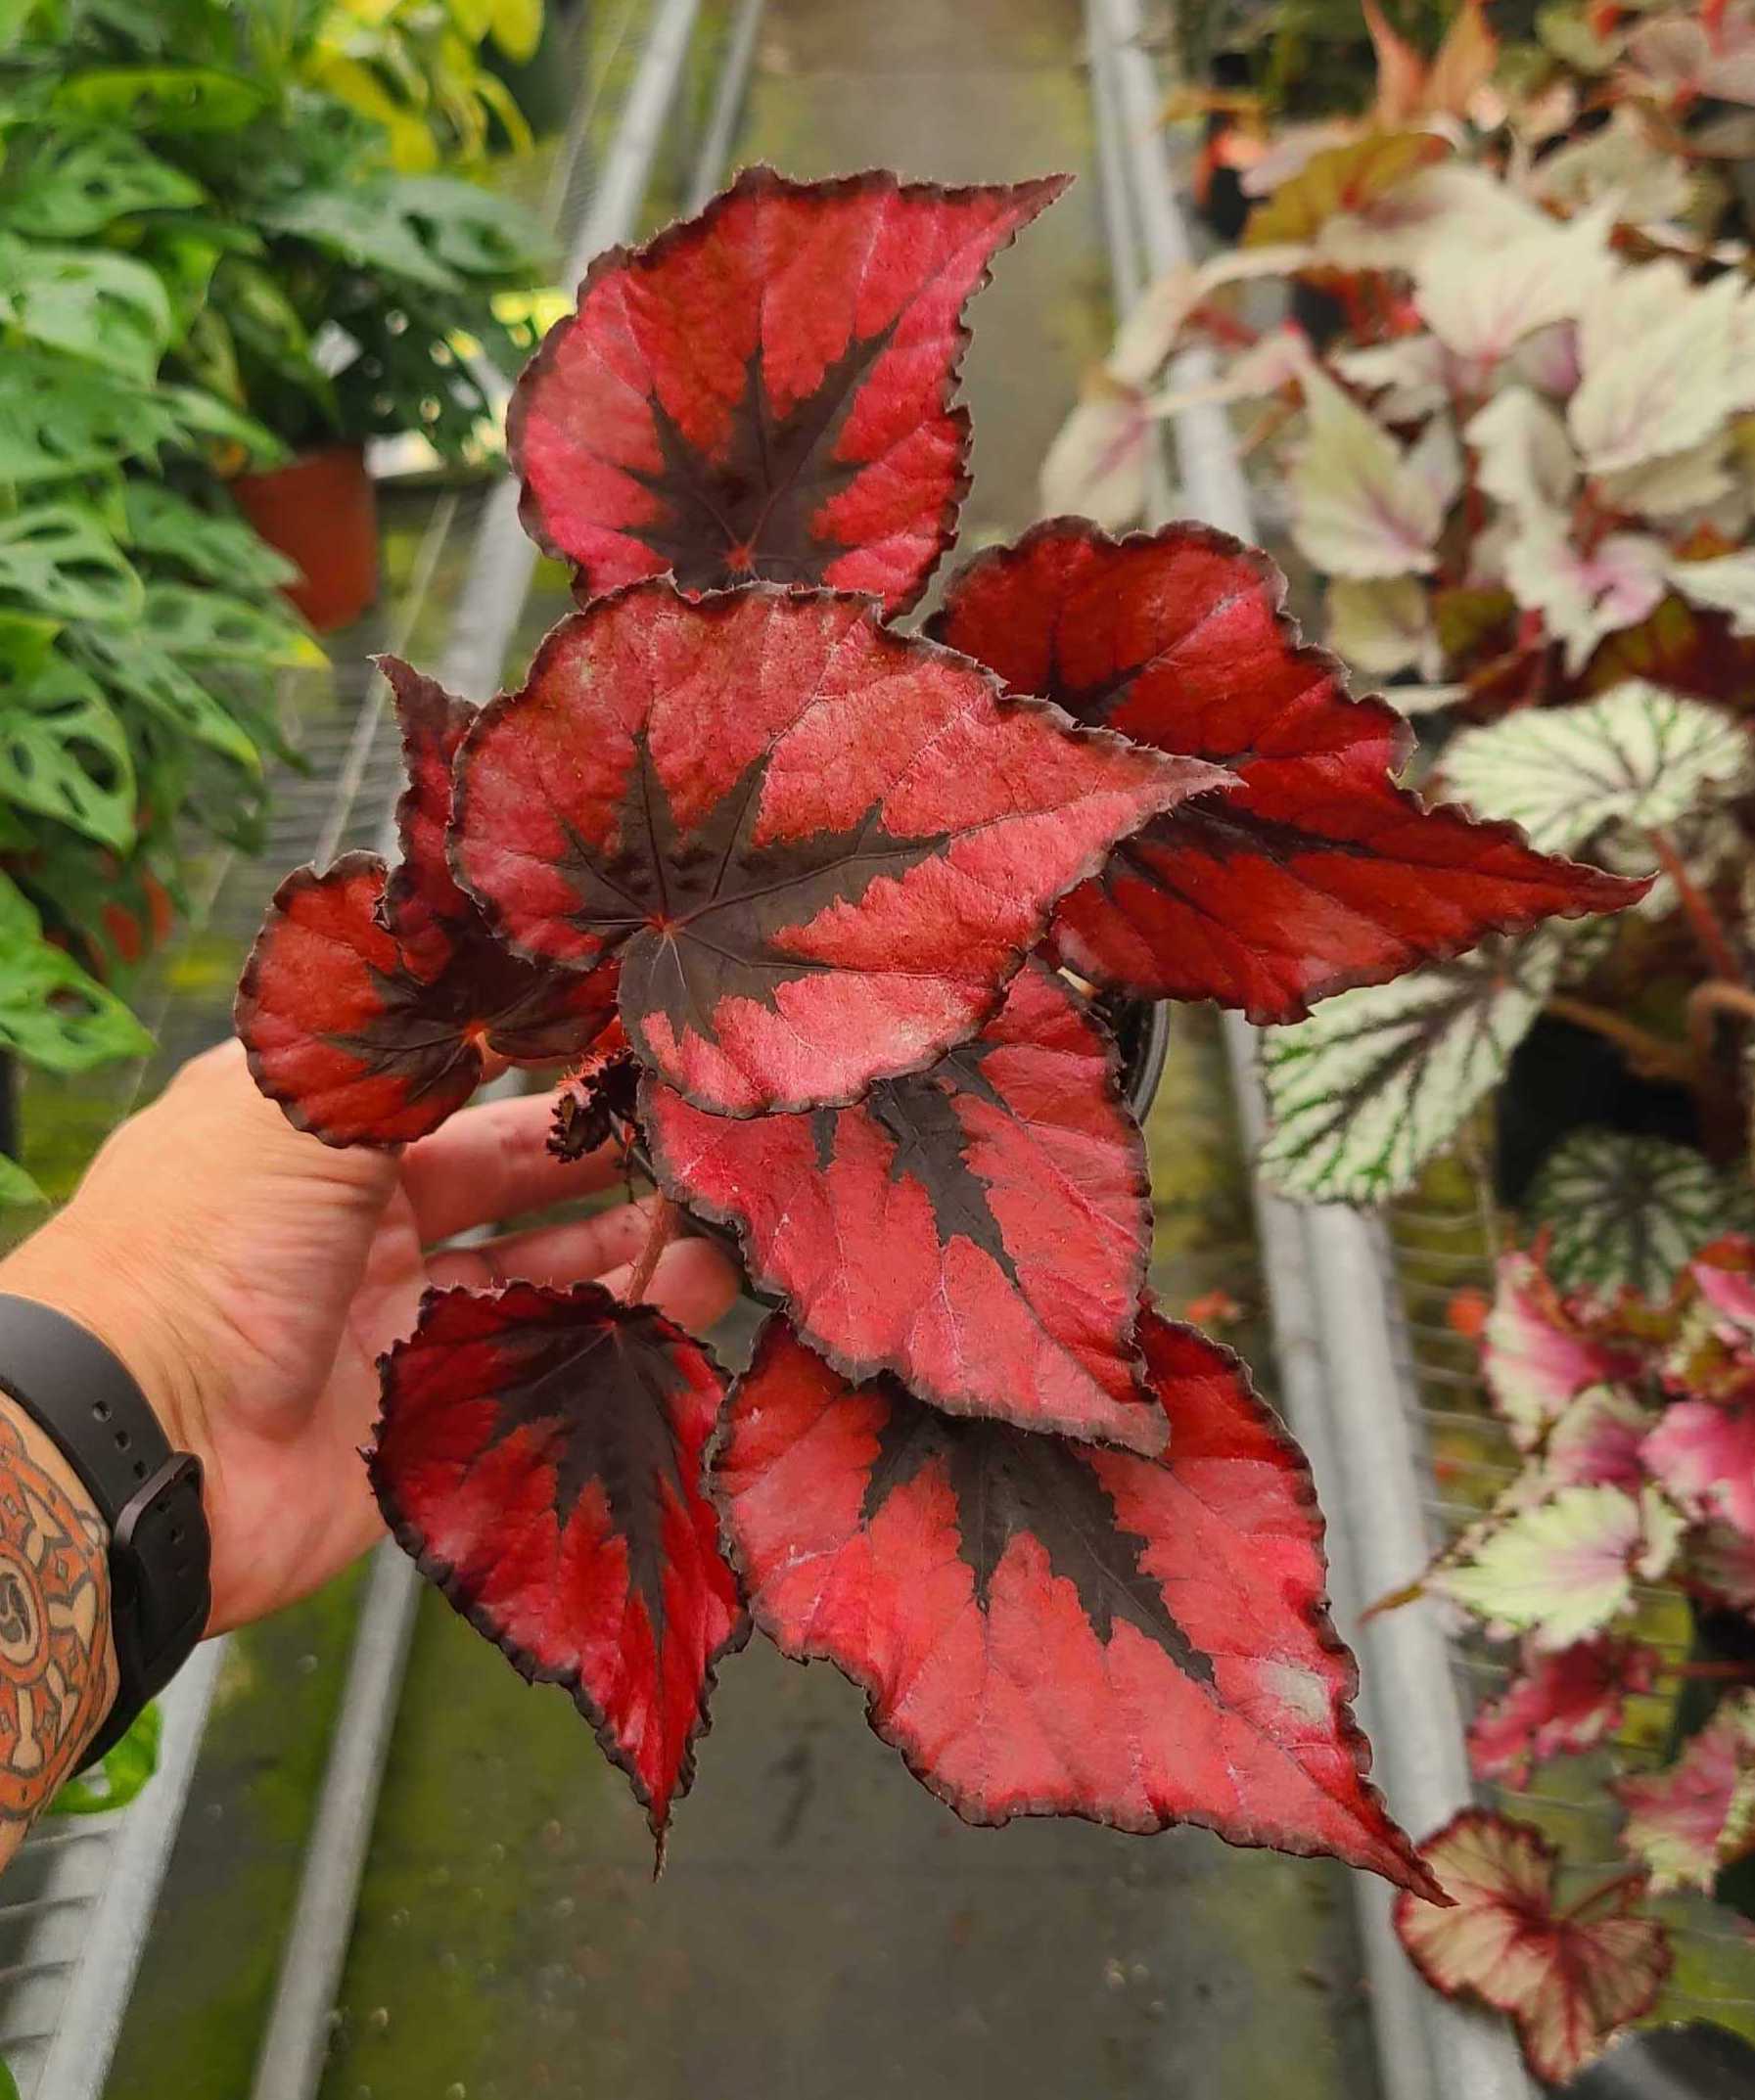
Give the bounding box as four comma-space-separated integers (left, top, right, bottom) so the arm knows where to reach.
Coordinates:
1412, 206, 1617, 365
1466, 388, 1577, 520
0, 651, 135, 849
1527, 1130, 1755, 1302
1440, 681, 1751, 857
1431, 1483, 1685, 1649
1616, 1690, 1755, 1896
1326, 575, 1441, 679
1569, 263, 1747, 476
0, 131, 202, 239
0, 872, 153, 1073
1666, 549, 1755, 637
1108, 245, 1312, 388
1315, 161, 1546, 274
0, 505, 141, 624
1290, 364, 1458, 579
121, 481, 299, 593
138, 583, 320, 668
0, 237, 173, 384
1260, 932, 1567, 1207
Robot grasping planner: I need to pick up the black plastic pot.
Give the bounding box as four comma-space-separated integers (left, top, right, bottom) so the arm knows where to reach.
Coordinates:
1562, 2021, 1755, 2097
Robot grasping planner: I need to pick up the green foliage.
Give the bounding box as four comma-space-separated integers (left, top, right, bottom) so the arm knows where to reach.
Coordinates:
46, 1699, 162, 1815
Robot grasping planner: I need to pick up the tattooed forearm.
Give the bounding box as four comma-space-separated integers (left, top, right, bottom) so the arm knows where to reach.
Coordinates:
0, 1403, 115, 1855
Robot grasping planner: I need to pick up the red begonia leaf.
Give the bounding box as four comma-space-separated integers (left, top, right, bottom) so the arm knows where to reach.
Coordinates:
238, 660, 619, 1146
451, 582, 1212, 1116
928, 520, 1647, 1024
509, 167, 1068, 616
369, 1280, 746, 1840
1466, 1637, 1659, 1788
1394, 1809, 1671, 2087
713, 1309, 1442, 1895
376, 652, 477, 977
644, 958, 1161, 1453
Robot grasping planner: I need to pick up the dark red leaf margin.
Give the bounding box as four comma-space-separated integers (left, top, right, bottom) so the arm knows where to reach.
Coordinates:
928, 519, 1649, 1023
369, 1280, 748, 1845
509, 166, 1070, 616
713, 1308, 1447, 1897
643, 958, 1165, 1453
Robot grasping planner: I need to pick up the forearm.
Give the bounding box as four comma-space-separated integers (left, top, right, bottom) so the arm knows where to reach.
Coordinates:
0, 1396, 116, 1867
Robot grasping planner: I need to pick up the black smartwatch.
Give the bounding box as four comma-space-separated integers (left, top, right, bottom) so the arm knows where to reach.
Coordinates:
0, 1295, 210, 1770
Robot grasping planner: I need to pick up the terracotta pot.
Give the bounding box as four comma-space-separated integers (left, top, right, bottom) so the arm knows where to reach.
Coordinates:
231, 442, 380, 634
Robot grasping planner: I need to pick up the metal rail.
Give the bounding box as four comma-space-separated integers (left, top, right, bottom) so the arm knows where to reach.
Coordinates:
1084, 5, 1539, 2098
246, 7, 737, 2094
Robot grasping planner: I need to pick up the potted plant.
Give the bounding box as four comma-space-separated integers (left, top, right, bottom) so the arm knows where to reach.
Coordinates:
232, 172, 1639, 1919
17, 0, 552, 631
0, 15, 326, 1208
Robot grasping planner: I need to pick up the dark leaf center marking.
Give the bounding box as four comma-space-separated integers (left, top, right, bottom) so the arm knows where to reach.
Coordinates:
626, 320, 901, 590
859, 1385, 1216, 1684
478, 1318, 690, 1629
556, 734, 949, 1042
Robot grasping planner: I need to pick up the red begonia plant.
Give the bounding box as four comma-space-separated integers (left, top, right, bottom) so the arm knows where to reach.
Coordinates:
235, 168, 1644, 1884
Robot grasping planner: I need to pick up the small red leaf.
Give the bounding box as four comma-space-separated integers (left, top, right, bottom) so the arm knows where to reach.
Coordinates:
511, 167, 1069, 615
714, 1310, 1440, 1895
452, 583, 1214, 1116
929, 520, 1647, 1023
238, 664, 620, 1146
1643, 1398, 1755, 1540
1615, 1690, 1755, 1895
1466, 1637, 1659, 1788
1394, 1808, 1671, 2087
376, 653, 477, 977
370, 1281, 746, 1839
645, 959, 1162, 1452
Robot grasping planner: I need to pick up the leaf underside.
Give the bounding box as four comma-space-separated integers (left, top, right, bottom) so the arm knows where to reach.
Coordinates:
644, 958, 1162, 1451
510, 166, 1069, 616
929, 520, 1644, 1025
370, 1280, 747, 1838
714, 1309, 1441, 1896
451, 581, 1208, 1117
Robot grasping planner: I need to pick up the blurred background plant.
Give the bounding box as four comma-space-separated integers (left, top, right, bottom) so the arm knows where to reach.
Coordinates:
0, 0, 556, 1201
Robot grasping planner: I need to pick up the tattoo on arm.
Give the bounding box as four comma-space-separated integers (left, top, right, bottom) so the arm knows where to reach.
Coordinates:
0, 1409, 115, 1832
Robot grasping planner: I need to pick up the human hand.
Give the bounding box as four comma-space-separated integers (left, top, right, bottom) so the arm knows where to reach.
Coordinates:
0, 1041, 738, 1633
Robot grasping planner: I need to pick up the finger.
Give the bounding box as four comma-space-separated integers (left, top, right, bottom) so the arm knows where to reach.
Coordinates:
429, 1221, 741, 1331
400, 1087, 627, 1243
598, 1239, 743, 1332
425, 1193, 668, 1291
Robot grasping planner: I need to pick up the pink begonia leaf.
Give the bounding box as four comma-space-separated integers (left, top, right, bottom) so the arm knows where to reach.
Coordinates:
1467, 1637, 1659, 1788
1616, 1690, 1755, 1895
1394, 1809, 1671, 2087
1643, 1399, 1755, 1540
1482, 1250, 1646, 1450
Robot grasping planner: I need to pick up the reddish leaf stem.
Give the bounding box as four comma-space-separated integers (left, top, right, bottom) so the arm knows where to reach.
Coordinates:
1688, 979, 1755, 1073
1646, 827, 1745, 985
1542, 992, 1699, 1086
624, 1198, 678, 1305
1561, 1869, 1648, 1922
1655, 1659, 1755, 1682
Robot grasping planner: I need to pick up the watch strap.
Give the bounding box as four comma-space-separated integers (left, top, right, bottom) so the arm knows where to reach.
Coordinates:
0, 1294, 210, 1770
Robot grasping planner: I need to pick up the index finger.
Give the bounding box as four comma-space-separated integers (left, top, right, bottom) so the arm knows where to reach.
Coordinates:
399, 1086, 627, 1244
